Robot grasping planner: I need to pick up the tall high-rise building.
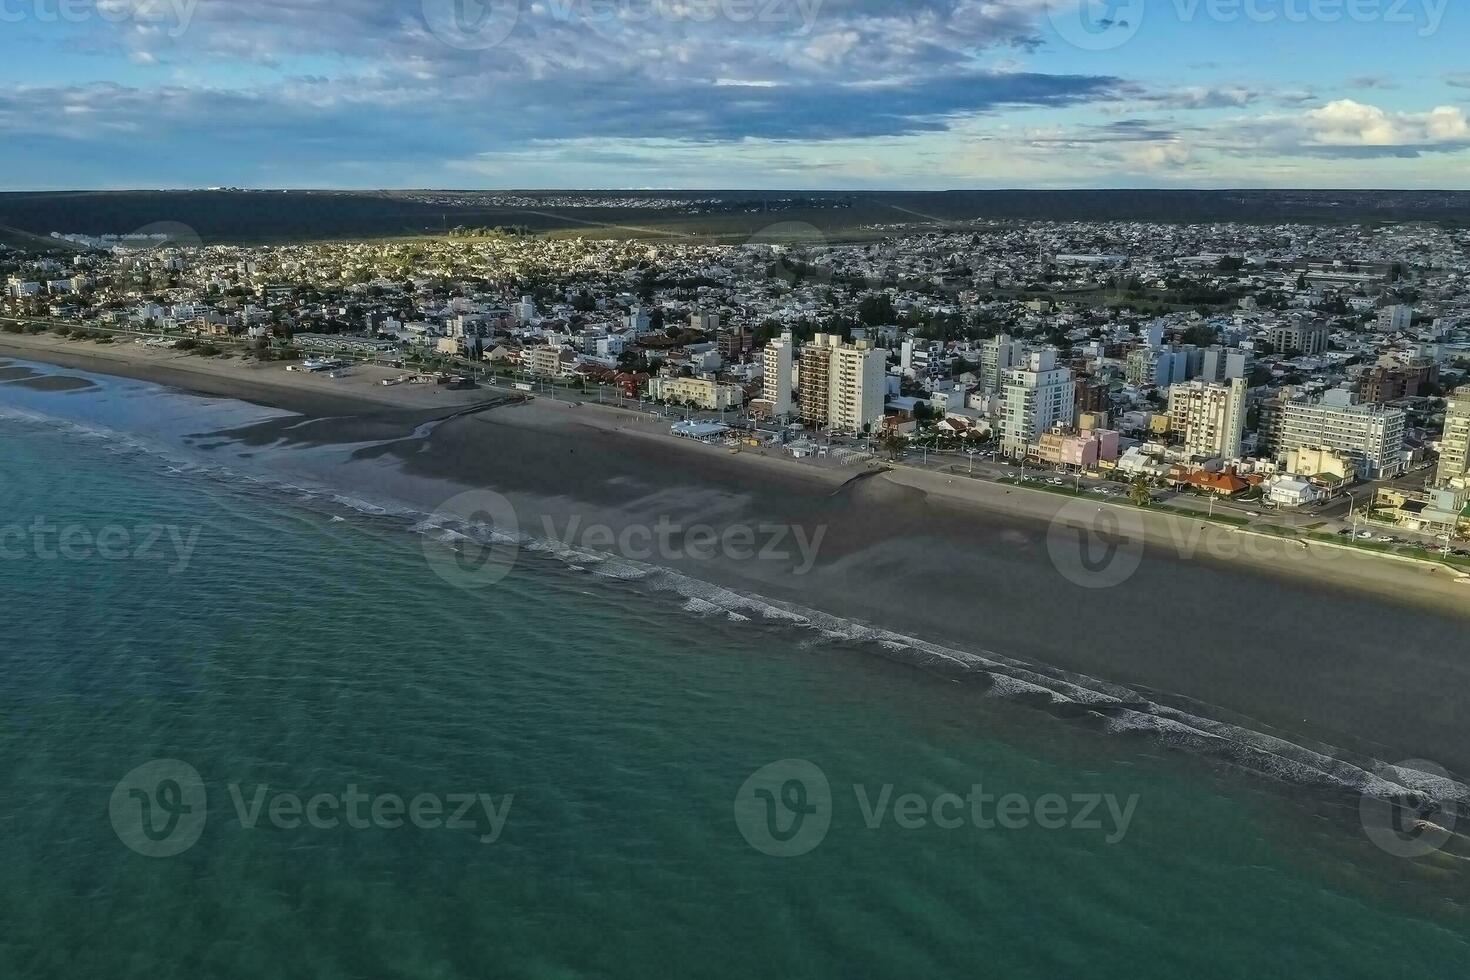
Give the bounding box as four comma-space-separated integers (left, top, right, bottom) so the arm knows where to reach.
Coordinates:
798, 336, 833, 426
1200, 346, 1251, 382
827, 338, 887, 433
1001, 349, 1075, 457
761, 331, 795, 417
979, 334, 1020, 393
1436, 387, 1470, 486
1168, 377, 1248, 460
796, 334, 885, 431
1276, 388, 1406, 479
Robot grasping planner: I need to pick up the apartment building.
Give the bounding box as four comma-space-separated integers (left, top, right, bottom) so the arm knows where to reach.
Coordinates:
760, 331, 795, 416
646, 376, 744, 411
978, 334, 1020, 392
1276, 388, 1406, 478
798, 337, 833, 426
1269, 317, 1330, 356
1200, 346, 1250, 382
1356, 360, 1439, 405
821, 335, 886, 433
1001, 349, 1075, 457
525, 344, 572, 378
1377, 304, 1414, 333
1436, 387, 1470, 486
1168, 377, 1249, 459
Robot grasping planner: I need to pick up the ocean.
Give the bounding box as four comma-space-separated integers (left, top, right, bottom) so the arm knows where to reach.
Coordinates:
1, 360, 1467, 978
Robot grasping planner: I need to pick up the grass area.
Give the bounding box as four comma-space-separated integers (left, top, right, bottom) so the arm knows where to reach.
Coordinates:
1154, 504, 1252, 527
998, 478, 1258, 527
1255, 525, 1470, 569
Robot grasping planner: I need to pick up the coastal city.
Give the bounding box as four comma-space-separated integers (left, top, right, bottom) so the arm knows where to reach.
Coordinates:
4, 218, 1470, 557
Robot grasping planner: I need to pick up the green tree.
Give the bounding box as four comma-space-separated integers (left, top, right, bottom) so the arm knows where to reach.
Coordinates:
1129, 478, 1153, 508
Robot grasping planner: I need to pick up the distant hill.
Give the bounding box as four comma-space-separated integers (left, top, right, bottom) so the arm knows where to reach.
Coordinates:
3, 188, 1468, 247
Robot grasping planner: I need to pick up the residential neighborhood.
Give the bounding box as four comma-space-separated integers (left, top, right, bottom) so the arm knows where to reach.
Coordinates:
5, 217, 1470, 549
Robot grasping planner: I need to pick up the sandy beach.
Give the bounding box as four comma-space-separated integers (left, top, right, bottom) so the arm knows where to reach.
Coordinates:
4, 331, 1470, 778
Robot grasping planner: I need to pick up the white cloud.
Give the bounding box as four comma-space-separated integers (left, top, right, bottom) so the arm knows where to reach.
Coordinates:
1302, 99, 1468, 147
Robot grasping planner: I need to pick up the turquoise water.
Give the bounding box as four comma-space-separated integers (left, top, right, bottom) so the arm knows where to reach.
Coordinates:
2, 403, 1468, 978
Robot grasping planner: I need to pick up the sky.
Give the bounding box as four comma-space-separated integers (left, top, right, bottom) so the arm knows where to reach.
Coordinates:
1, 0, 1468, 190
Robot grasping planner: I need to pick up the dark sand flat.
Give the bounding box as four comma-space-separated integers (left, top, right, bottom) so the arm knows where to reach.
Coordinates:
4, 334, 1470, 778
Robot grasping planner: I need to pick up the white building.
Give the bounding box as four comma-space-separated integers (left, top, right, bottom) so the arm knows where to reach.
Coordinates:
826, 337, 886, 433
761, 331, 796, 416
1266, 477, 1324, 509
979, 334, 1020, 393
1277, 388, 1406, 479
1378, 304, 1414, 333
515, 296, 536, 324
1168, 377, 1248, 460
1001, 349, 1075, 457
1436, 387, 1470, 487
1200, 346, 1250, 382
646, 376, 744, 411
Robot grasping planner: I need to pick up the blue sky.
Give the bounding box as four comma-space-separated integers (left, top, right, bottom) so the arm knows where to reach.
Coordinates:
1, 0, 1467, 189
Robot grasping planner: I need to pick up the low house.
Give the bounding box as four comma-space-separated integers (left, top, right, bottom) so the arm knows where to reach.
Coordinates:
1266, 476, 1324, 509
1181, 469, 1250, 497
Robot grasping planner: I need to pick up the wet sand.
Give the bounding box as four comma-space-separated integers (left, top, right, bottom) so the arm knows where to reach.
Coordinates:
5, 332, 1470, 777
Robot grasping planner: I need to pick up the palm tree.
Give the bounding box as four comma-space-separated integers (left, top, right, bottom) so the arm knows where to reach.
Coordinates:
1129, 478, 1153, 508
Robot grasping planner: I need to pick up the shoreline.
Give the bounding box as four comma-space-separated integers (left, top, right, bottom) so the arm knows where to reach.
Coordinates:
5, 333, 1470, 779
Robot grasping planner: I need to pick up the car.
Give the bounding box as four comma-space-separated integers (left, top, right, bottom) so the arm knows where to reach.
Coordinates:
1357, 531, 1373, 539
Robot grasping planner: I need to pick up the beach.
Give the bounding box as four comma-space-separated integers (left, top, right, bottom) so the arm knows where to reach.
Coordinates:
4, 332, 1470, 784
